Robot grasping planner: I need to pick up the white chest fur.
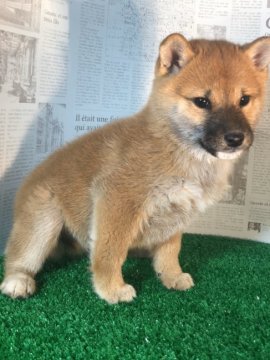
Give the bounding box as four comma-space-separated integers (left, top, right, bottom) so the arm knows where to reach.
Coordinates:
140, 161, 232, 246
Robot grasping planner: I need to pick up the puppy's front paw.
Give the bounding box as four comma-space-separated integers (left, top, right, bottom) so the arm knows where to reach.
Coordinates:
0, 274, 36, 298
95, 283, 137, 304
161, 272, 194, 291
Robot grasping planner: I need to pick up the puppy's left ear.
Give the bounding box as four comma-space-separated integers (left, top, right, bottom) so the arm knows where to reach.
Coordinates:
244, 36, 270, 70
155, 33, 194, 77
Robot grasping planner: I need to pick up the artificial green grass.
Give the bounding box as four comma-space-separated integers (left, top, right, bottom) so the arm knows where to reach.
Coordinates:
1, 234, 270, 360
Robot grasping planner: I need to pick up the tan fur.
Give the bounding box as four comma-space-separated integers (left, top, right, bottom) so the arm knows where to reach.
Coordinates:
1, 33, 270, 303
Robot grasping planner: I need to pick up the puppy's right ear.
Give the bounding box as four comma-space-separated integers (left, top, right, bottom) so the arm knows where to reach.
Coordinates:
155, 33, 194, 77
243, 36, 270, 70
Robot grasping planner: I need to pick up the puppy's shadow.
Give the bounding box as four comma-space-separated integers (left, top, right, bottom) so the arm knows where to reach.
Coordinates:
34, 233, 154, 295
124, 255, 154, 294
36, 254, 86, 287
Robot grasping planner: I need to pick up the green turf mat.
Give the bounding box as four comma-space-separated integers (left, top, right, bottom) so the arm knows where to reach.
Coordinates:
1, 234, 270, 360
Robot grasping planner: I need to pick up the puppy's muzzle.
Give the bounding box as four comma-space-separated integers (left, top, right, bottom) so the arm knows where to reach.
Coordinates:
200, 107, 254, 157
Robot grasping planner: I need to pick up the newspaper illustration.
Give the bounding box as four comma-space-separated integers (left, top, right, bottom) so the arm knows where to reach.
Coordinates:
0, 30, 36, 104
0, 0, 41, 32
0, 0, 270, 253
36, 103, 65, 155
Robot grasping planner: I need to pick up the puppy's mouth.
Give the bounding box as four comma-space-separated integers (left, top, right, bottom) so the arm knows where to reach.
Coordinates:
199, 132, 253, 160
199, 139, 245, 160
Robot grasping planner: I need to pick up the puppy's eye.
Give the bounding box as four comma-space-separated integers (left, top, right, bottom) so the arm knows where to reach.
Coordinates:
239, 95, 250, 107
193, 97, 211, 110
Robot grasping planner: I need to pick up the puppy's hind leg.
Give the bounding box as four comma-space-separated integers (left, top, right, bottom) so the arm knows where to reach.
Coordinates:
1, 190, 64, 299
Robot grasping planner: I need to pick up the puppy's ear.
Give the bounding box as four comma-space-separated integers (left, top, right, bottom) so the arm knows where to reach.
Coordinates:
155, 33, 194, 77
244, 37, 270, 70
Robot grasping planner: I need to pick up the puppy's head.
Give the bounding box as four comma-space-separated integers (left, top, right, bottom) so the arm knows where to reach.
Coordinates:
152, 33, 270, 160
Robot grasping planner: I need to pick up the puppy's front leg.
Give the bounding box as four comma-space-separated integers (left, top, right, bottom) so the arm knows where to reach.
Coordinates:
90, 196, 137, 304
152, 232, 194, 291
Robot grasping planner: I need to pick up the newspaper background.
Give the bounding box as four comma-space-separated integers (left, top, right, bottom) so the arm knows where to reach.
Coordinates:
0, 0, 270, 253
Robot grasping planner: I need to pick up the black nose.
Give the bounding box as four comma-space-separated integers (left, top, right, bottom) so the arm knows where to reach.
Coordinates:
224, 131, 244, 148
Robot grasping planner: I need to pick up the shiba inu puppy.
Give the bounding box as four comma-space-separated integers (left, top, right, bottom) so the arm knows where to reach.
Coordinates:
1, 33, 270, 304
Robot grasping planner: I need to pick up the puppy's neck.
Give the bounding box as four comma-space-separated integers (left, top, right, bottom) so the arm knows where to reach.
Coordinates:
142, 104, 213, 161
